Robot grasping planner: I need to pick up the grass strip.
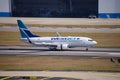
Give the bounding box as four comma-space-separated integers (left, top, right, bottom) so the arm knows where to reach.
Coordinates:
0, 23, 120, 28
0, 31, 120, 47
30, 76, 37, 80
0, 56, 120, 71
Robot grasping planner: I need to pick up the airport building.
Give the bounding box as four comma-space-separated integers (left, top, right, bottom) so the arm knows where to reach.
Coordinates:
0, 0, 120, 18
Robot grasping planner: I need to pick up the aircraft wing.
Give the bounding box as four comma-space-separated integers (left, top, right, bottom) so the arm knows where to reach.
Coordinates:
34, 42, 69, 50
34, 42, 58, 47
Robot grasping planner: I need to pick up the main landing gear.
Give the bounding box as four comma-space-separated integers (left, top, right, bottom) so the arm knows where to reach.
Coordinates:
86, 48, 88, 51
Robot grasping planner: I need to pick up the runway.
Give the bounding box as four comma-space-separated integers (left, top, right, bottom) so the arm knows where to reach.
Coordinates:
0, 71, 120, 80
0, 46, 120, 58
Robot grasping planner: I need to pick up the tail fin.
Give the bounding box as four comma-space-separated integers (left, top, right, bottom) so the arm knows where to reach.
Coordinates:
17, 20, 39, 38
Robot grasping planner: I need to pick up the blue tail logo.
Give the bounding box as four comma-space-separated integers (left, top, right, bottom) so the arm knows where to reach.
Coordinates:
17, 20, 39, 38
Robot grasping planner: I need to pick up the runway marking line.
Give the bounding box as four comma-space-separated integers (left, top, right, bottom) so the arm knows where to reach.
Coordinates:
0, 76, 13, 80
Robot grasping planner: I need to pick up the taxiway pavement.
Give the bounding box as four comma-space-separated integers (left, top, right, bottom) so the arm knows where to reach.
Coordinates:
0, 71, 120, 80
0, 46, 120, 58
0, 26, 120, 33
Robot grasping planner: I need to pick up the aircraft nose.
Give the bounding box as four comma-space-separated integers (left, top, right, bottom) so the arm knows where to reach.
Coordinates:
93, 41, 97, 45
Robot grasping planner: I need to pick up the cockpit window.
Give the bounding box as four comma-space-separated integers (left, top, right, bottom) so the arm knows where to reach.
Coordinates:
88, 39, 93, 41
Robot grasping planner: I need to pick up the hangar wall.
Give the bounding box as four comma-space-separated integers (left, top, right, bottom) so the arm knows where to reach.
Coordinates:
99, 0, 120, 18
0, 0, 11, 17
0, 0, 120, 18
11, 0, 98, 18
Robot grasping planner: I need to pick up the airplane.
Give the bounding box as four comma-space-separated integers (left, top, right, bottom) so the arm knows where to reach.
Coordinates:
17, 20, 97, 51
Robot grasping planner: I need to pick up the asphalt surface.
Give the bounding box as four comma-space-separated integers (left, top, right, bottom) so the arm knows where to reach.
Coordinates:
0, 46, 120, 58
0, 71, 120, 80
1, 26, 120, 33
0, 18, 120, 25
0, 76, 80, 80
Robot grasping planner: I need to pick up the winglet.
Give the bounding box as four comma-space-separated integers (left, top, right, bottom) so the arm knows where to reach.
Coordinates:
56, 32, 61, 37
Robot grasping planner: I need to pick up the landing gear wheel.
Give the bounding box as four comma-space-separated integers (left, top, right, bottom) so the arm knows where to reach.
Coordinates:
60, 44, 63, 51
49, 47, 57, 51
86, 48, 88, 51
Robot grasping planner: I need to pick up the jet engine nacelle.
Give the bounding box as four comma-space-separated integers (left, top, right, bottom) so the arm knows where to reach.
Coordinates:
57, 44, 69, 50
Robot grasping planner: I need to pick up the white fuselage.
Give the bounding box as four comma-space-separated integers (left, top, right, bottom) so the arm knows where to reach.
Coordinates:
21, 36, 97, 49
